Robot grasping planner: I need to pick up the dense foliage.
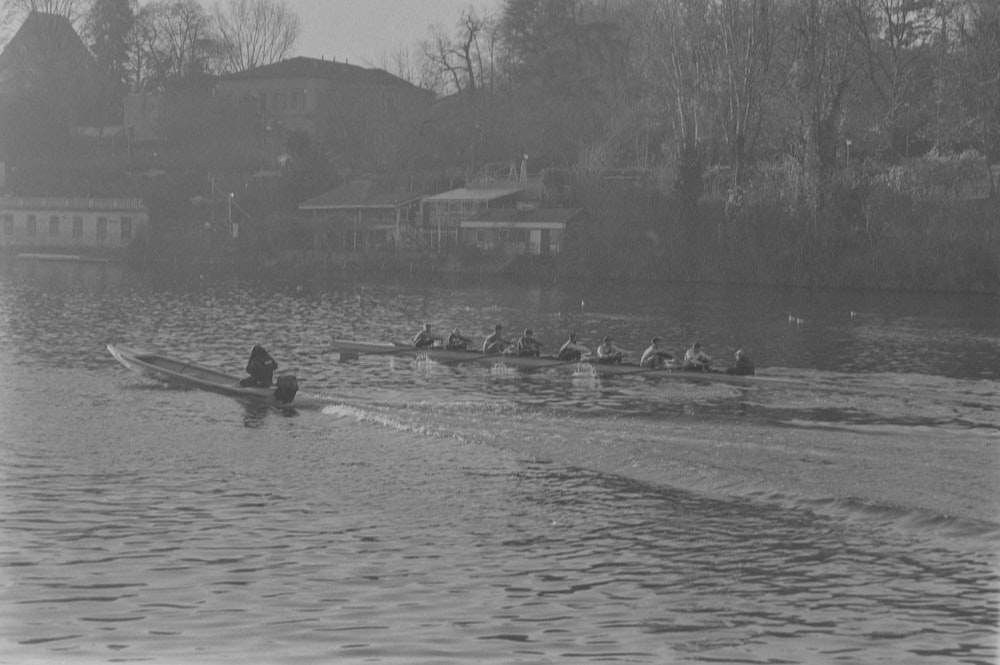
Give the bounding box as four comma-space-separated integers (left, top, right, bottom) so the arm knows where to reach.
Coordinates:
418, 0, 998, 291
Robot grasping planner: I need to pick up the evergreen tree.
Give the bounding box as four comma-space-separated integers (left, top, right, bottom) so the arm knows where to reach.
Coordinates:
85, 0, 134, 124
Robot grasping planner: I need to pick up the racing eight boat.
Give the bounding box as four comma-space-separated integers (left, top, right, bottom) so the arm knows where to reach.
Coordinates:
328, 339, 781, 385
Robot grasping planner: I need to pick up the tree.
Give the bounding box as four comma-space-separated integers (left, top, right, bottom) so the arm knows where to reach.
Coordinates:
501, 0, 577, 78
785, 0, 864, 215
418, 9, 508, 177
420, 8, 490, 95
712, 0, 774, 200
127, 0, 220, 92
944, 0, 999, 164
625, 0, 715, 211
84, 0, 135, 124
846, 0, 944, 157
214, 0, 299, 73
496, 0, 628, 167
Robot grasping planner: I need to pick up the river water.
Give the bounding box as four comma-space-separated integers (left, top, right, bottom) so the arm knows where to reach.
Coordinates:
0, 258, 997, 664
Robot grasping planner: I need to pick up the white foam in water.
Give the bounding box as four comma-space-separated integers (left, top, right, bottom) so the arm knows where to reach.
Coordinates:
322, 402, 434, 437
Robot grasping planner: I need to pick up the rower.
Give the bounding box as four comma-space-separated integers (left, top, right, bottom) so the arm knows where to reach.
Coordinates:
682, 341, 712, 371
558, 332, 589, 361
412, 323, 441, 349
725, 349, 755, 375
596, 336, 625, 364
241, 344, 278, 387
514, 328, 543, 357
483, 324, 510, 355
640, 337, 674, 368
446, 328, 472, 350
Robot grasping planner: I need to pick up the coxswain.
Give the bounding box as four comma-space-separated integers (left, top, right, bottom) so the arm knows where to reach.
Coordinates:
725, 349, 755, 375
557, 332, 590, 361
596, 336, 625, 364
639, 337, 674, 369
682, 341, 712, 371
483, 324, 510, 355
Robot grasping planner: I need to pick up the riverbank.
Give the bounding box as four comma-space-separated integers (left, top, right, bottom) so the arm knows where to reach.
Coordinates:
121, 184, 1000, 294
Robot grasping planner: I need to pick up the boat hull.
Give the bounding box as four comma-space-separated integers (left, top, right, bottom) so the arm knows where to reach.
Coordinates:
333, 342, 783, 385
108, 344, 299, 406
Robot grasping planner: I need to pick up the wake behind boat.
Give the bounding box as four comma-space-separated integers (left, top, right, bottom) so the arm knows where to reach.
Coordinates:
108, 344, 303, 406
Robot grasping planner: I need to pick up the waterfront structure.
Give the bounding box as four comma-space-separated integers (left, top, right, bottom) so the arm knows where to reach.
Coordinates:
420, 185, 525, 249
0, 197, 148, 254
298, 178, 427, 252
461, 207, 580, 256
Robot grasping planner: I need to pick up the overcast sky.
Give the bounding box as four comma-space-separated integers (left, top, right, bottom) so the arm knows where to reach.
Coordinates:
284, 0, 499, 68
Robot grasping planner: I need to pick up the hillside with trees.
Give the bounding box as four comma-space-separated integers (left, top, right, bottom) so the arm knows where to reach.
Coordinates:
1, 0, 997, 291
413, 0, 998, 291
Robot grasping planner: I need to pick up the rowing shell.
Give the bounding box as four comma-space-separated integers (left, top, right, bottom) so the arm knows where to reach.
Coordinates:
329, 340, 788, 386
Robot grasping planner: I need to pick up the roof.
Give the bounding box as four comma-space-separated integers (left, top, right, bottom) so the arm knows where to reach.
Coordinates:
218, 56, 425, 93
462, 208, 582, 228
423, 187, 524, 203
299, 178, 426, 210
0, 11, 97, 85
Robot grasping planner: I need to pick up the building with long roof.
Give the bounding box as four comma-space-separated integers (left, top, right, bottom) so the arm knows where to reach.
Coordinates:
214, 56, 433, 170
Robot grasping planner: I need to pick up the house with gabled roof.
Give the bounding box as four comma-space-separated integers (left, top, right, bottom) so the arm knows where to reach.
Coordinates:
0, 11, 100, 126
215, 56, 433, 170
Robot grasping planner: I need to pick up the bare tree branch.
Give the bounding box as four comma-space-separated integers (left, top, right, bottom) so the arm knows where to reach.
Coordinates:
214, 0, 299, 73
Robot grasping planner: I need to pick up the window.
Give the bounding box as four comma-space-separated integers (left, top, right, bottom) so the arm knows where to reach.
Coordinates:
26, 215, 36, 237
96, 217, 107, 243
274, 91, 287, 111
49, 215, 60, 237
291, 90, 305, 111
73, 216, 83, 238
2, 214, 12, 236
120, 217, 132, 242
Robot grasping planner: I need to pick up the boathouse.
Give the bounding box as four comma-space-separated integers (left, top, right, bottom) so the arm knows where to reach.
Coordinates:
298, 178, 426, 253
461, 207, 580, 256
420, 185, 524, 249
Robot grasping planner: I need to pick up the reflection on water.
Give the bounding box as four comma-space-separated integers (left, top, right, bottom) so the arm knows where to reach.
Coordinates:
2, 257, 998, 381
1, 258, 997, 663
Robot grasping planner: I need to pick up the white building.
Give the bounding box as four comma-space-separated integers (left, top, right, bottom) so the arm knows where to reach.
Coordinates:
0, 197, 148, 253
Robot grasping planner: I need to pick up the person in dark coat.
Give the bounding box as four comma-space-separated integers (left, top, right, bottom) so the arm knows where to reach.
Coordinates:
243, 344, 278, 387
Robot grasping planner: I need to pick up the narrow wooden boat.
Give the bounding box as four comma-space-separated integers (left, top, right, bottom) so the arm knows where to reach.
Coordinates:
330, 340, 571, 368
108, 344, 301, 406
329, 339, 783, 385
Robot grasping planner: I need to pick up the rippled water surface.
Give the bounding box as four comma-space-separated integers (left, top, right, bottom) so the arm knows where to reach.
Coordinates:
0, 259, 997, 664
